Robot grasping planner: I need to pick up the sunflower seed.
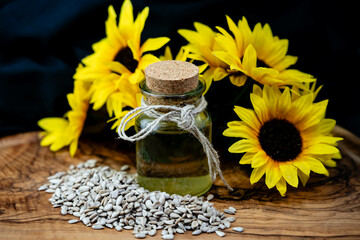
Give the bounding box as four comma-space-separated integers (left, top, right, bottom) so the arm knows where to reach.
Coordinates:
67, 193, 76, 201
38, 185, 48, 191
61, 206, 67, 215
216, 230, 225, 237
170, 213, 180, 219
163, 220, 174, 225
145, 200, 152, 209
39, 160, 243, 239
162, 234, 174, 240
134, 233, 146, 239
233, 227, 244, 232
120, 165, 130, 171
198, 215, 209, 222
224, 209, 235, 215
68, 219, 79, 224
207, 194, 214, 201
191, 221, 199, 229
92, 224, 104, 230
104, 203, 113, 211
223, 220, 231, 228
225, 217, 236, 223
228, 206, 236, 212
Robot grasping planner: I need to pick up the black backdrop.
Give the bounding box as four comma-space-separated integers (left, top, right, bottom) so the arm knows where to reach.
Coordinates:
0, 0, 359, 137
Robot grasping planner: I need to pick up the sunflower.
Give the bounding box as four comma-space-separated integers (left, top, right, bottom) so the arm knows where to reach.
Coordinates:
74, 0, 169, 119
178, 22, 230, 93
38, 81, 90, 156
39, 0, 169, 156
223, 84, 342, 196
213, 16, 315, 89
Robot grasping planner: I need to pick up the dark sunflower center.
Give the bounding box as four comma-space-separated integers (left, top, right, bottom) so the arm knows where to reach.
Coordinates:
258, 119, 302, 162
113, 47, 138, 73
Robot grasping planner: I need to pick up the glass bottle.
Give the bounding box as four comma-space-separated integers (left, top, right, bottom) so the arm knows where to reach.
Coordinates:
135, 60, 213, 196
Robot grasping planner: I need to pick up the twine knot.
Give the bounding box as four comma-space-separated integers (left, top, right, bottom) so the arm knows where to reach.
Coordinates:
117, 97, 233, 191
178, 105, 196, 130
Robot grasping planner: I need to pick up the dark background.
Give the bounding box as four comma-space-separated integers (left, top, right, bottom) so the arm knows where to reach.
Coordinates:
0, 0, 359, 138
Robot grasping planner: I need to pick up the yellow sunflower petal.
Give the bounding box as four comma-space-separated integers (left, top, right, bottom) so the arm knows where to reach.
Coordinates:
228, 139, 258, 153
212, 51, 241, 71
322, 159, 337, 167
38, 118, 69, 132
227, 120, 243, 128
265, 160, 282, 189
292, 158, 311, 176
233, 106, 261, 131
288, 93, 313, 123
277, 87, 291, 116
202, 68, 214, 94
250, 93, 269, 124
223, 123, 258, 139
251, 150, 269, 168
275, 177, 287, 196
225, 15, 243, 55
140, 37, 170, 55
242, 44, 257, 72
309, 136, 343, 145
178, 29, 205, 46
107, 61, 131, 75
138, 54, 160, 70
198, 63, 208, 74
297, 169, 310, 187
332, 151, 342, 159
252, 84, 263, 97
128, 68, 144, 84
262, 85, 280, 117
127, 39, 139, 61
299, 100, 328, 130
302, 156, 329, 176
316, 118, 336, 135
40, 132, 59, 146
106, 5, 126, 48
133, 7, 149, 42
162, 46, 173, 60
272, 55, 298, 72
303, 144, 340, 155
118, 0, 134, 30
49, 132, 70, 152
279, 162, 299, 188
213, 67, 229, 81
250, 163, 267, 185
194, 22, 216, 42
69, 139, 78, 157
239, 152, 255, 164
238, 16, 252, 50
229, 74, 247, 87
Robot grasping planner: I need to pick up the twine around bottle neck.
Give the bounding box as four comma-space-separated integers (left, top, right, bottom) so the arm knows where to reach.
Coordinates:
117, 96, 233, 191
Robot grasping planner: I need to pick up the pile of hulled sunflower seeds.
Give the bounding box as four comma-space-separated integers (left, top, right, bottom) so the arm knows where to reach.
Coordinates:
38, 159, 244, 239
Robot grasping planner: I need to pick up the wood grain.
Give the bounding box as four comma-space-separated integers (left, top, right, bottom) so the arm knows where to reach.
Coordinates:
0, 126, 360, 239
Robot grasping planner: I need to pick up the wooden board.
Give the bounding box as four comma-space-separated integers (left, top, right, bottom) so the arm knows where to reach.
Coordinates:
0, 126, 360, 239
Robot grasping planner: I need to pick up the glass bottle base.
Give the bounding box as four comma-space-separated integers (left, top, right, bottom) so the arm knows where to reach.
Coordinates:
137, 174, 212, 196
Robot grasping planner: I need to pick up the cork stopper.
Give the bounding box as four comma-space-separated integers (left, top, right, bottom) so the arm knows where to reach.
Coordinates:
145, 60, 199, 93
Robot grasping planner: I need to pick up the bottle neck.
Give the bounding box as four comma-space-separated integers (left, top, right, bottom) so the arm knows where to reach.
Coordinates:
139, 79, 205, 107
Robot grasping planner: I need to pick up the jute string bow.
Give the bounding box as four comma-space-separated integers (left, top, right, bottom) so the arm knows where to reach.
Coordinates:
117, 96, 233, 190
